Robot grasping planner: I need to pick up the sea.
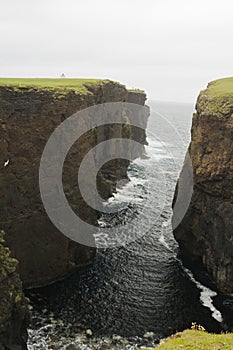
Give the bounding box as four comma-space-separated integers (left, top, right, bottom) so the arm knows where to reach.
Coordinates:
27, 100, 229, 350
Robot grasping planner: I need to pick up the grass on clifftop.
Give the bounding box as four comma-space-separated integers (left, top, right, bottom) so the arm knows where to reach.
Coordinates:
128, 88, 145, 94
205, 77, 233, 97
0, 78, 109, 94
198, 77, 233, 116
151, 330, 233, 350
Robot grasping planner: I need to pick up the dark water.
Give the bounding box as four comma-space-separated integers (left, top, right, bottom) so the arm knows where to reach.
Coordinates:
27, 101, 225, 349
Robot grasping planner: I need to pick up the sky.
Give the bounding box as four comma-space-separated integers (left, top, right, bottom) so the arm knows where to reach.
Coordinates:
0, 0, 232, 102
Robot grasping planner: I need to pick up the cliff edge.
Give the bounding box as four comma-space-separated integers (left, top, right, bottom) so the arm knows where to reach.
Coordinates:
173, 77, 233, 294
0, 78, 148, 289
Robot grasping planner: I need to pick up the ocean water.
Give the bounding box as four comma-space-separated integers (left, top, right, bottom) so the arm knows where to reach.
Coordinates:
27, 101, 226, 350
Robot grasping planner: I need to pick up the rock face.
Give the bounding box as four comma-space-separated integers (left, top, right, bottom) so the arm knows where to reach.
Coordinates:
0, 230, 29, 350
0, 79, 148, 289
173, 78, 233, 294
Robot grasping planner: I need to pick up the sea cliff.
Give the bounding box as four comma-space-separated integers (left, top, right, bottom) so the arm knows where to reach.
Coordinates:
0, 78, 148, 289
0, 78, 148, 349
173, 77, 233, 294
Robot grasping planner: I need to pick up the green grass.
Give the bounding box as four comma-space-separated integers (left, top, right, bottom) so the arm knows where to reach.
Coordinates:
128, 88, 145, 94
204, 77, 233, 97
151, 330, 233, 350
198, 77, 233, 116
0, 78, 110, 95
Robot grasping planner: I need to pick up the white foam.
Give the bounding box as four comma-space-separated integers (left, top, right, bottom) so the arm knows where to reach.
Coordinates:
4, 159, 9, 167
159, 221, 172, 250
102, 177, 147, 208
158, 223, 223, 324
183, 266, 223, 323
158, 234, 171, 250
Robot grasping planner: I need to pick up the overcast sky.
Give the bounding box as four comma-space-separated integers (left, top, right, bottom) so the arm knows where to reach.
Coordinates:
0, 0, 232, 102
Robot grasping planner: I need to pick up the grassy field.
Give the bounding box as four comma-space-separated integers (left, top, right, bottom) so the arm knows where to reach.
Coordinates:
145, 330, 233, 350
0, 78, 109, 94
198, 77, 233, 116
205, 77, 233, 97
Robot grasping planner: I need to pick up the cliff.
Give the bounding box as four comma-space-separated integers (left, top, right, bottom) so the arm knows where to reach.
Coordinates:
0, 78, 148, 289
173, 77, 233, 294
0, 230, 29, 350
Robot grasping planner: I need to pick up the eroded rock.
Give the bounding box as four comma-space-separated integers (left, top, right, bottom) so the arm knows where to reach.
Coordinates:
173, 78, 233, 294
0, 79, 148, 288
0, 230, 29, 349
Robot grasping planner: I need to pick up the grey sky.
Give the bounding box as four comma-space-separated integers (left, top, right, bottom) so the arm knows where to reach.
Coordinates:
0, 0, 232, 102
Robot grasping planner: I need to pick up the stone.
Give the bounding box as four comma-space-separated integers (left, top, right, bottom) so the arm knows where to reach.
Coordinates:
0, 80, 148, 288
173, 77, 233, 294
143, 331, 155, 338
86, 328, 93, 336
0, 230, 29, 349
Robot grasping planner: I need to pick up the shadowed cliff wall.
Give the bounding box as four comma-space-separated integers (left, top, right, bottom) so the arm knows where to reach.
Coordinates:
0, 80, 148, 288
173, 78, 233, 294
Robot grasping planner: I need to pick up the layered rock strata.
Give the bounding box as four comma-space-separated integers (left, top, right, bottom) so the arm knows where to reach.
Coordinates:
173, 78, 233, 294
0, 79, 148, 288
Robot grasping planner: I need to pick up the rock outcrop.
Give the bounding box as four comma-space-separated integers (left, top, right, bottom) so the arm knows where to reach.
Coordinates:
173, 77, 233, 294
0, 230, 29, 350
0, 79, 148, 289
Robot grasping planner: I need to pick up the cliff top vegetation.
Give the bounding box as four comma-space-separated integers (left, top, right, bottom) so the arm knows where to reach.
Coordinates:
206, 77, 233, 97
142, 330, 233, 350
0, 78, 110, 94
197, 77, 233, 116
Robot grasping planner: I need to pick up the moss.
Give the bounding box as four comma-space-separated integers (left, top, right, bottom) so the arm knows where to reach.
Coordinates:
0, 231, 18, 279
0, 231, 5, 244
0, 230, 29, 344
15, 294, 22, 303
